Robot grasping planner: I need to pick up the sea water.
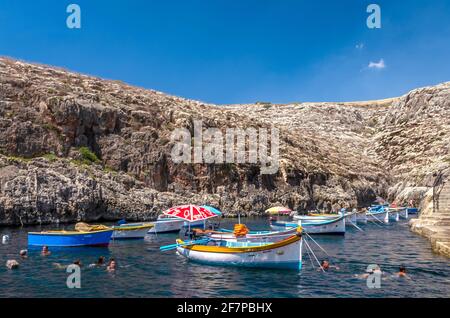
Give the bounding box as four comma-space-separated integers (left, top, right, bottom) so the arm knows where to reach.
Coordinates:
0, 217, 449, 297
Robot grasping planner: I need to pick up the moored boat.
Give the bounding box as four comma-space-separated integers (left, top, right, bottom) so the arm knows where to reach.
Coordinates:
112, 223, 154, 239
28, 224, 113, 247
293, 213, 339, 222
406, 207, 419, 214
356, 211, 368, 224
387, 209, 400, 222
270, 215, 346, 235
344, 211, 357, 225
176, 228, 303, 270
148, 216, 184, 234
367, 206, 389, 224
183, 219, 207, 228
389, 207, 408, 219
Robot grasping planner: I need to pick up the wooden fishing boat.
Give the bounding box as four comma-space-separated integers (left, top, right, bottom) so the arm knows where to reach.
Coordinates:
389, 207, 408, 219
406, 207, 419, 214
28, 227, 113, 247
183, 219, 207, 228
293, 213, 340, 221
356, 211, 368, 224
270, 215, 346, 235
176, 229, 303, 270
111, 223, 154, 239
148, 215, 184, 234
387, 209, 400, 222
366, 206, 389, 224
345, 212, 357, 225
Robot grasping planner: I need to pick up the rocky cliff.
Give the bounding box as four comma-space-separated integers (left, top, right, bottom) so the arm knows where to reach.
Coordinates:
0, 57, 449, 228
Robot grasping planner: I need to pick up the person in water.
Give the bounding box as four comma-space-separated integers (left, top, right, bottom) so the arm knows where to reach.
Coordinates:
319, 260, 340, 271
106, 258, 117, 272
19, 249, 28, 258
41, 245, 51, 256
396, 265, 410, 278
53, 259, 83, 269
89, 256, 105, 268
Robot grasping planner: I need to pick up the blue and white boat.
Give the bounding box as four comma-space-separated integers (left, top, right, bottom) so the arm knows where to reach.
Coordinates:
406, 207, 419, 214
148, 215, 184, 234
367, 205, 389, 224
28, 228, 113, 247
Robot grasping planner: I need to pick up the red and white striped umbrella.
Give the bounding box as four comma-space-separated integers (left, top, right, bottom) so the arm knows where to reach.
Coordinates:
163, 205, 217, 222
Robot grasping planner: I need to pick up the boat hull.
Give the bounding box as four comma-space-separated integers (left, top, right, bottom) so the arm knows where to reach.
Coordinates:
176, 235, 302, 270
112, 224, 153, 239
367, 211, 389, 224
28, 229, 113, 247
388, 211, 400, 222
406, 208, 419, 214
183, 220, 206, 228
148, 219, 184, 234
356, 212, 367, 224
270, 217, 346, 235
345, 213, 357, 225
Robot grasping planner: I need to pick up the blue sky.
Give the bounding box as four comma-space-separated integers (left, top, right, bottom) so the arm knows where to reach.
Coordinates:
0, 1, 449, 104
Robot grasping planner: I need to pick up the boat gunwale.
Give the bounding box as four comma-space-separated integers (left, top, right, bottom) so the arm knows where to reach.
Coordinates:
210, 228, 297, 236
112, 224, 154, 231
28, 228, 113, 236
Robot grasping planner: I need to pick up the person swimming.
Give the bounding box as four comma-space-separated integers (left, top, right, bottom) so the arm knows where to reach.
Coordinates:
19, 249, 28, 258
396, 265, 410, 278
89, 256, 105, 268
106, 258, 117, 272
73, 259, 82, 267
41, 245, 51, 256
53, 259, 83, 270
318, 260, 340, 271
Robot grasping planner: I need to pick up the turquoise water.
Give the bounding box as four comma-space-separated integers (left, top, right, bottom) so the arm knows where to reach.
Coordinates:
0, 217, 449, 298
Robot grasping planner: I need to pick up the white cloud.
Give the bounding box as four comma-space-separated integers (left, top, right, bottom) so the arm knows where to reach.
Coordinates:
368, 59, 386, 69
355, 43, 364, 50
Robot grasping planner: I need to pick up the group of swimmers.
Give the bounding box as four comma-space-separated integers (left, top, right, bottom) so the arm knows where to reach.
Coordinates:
319, 260, 410, 279
8, 245, 117, 272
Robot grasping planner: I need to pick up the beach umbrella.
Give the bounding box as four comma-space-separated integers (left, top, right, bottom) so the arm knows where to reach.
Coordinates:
201, 205, 222, 216
163, 205, 217, 222
265, 206, 292, 215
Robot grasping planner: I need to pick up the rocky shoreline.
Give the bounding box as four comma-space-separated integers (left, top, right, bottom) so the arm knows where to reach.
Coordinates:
0, 57, 449, 255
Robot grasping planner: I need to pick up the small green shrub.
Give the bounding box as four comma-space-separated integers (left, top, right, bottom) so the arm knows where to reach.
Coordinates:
78, 147, 100, 164
43, 153, 58, 162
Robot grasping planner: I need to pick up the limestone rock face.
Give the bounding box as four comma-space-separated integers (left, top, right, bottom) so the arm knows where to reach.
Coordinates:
0, 57, 449, 226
